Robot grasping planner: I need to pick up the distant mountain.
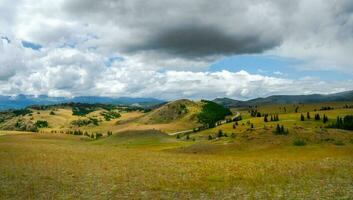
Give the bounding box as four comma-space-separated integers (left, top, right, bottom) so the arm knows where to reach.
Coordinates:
213, 90, 353, 108
0, 95, 165, 111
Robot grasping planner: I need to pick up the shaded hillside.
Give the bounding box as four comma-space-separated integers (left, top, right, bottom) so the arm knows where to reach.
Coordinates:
214, 90, 353, 108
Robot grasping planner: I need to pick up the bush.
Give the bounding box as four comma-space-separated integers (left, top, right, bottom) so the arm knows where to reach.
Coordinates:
95, 132, 103, 139
186, 134, 190, 140
101, 111, 121, 121
35, 120, 49, 128
71, 117, 99, 127
217, 130, 223, 137
293, 138, 306, 146
334, 140, 345, 146
300, 114, 305, 121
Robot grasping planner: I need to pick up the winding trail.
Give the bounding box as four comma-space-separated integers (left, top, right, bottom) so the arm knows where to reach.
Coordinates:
168, 111, 240, 136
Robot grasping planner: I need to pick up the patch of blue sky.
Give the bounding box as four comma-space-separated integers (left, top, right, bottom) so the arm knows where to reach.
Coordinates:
21, 40, 42, 50
105, 56, 124, 67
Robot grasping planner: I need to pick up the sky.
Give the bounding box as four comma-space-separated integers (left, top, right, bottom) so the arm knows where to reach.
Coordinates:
0, 0, 353, 100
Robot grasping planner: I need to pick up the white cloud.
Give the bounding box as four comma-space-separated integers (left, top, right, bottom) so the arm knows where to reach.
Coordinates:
0, 0, 352, 99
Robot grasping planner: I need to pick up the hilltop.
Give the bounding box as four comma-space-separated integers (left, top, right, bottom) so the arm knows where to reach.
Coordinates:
139, 99, 202, 124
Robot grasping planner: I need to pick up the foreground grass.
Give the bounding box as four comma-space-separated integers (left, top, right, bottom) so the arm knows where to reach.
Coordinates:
1, 132, 353, 199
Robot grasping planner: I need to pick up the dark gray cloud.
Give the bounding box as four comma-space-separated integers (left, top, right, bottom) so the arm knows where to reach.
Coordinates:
124, 24, 281, 57
62, 0, 283, 58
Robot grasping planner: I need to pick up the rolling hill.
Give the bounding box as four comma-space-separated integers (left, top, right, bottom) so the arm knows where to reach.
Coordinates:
139, 99, 203, 124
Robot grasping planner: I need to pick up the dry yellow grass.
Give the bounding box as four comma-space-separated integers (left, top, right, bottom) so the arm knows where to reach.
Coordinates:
0, 132, 352, 199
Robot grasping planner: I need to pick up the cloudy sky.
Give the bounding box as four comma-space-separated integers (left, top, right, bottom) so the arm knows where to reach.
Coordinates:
0, 0, 353, 100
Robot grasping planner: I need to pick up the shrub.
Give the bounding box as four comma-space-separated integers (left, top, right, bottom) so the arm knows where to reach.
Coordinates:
293, 138, 307, 146
300, 114, 305, 121
71, 117, 99, 127
334, 140, 345, 146
95, 132, 103, 139
208, 135, 213, 140
35, 120, 48, 128
50, 110, 55, 115
217, 130, 223, 137
101, 111, 121, 121
186, 134, 190, 140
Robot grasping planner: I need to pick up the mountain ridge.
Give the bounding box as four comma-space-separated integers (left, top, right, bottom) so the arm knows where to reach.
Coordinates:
0, 95, 164, 111
213, 90, 353, 108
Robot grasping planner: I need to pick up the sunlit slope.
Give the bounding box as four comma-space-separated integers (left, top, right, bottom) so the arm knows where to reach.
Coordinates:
140, 99, 202, 124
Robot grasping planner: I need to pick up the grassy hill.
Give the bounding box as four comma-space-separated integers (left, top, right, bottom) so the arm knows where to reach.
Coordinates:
0, 99, 233, 134
139, 99, 201, 124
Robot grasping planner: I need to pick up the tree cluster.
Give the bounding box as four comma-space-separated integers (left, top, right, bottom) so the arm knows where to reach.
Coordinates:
320, 106, 334, 111
327, 115, 353, 130
197, 100, 232, 128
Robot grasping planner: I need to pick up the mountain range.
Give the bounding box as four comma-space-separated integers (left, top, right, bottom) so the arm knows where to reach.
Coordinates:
0, 95, 164, 110
1, 90, 353, 111
213, 90, 353, 108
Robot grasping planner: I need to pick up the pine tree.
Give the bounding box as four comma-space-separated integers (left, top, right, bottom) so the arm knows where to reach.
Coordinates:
307, 112, 310, 119
276, 124, 281, 134
264, 114, 268, 122
323, 114, 328, 123
300, 114, 305, 121
218, 130, 223, 137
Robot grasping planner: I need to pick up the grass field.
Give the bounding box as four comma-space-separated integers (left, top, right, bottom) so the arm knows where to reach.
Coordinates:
0, 101, 353, 199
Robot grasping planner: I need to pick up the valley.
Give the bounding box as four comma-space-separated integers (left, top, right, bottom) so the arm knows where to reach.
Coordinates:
0, 97, 353, 199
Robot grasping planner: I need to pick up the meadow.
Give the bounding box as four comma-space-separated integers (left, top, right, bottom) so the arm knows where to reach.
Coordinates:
0, 101, 353, 199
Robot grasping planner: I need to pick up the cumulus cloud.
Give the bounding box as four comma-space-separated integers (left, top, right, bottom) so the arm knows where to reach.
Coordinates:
0, 0, 352, 99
